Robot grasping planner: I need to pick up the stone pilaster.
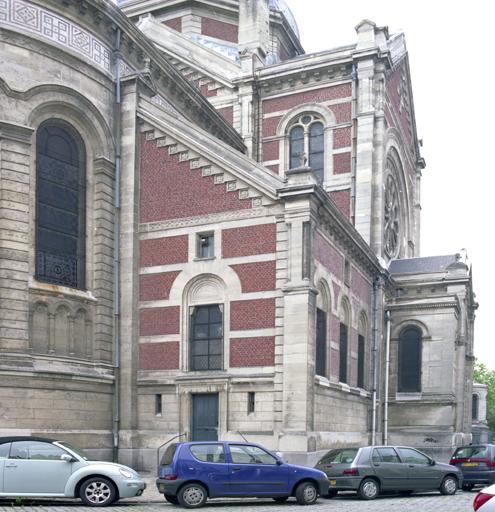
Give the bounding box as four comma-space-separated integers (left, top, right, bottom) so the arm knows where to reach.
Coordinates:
0, 121, 34, 353
93, 156, 116, 363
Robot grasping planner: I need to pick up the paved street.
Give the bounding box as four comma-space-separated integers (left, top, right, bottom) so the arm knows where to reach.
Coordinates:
0, 487, 477, 512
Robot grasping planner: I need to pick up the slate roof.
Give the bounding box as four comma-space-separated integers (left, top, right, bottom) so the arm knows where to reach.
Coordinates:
388, 255, 459, 275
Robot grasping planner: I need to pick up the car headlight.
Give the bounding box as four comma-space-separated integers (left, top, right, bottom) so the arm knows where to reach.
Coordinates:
119, 468, 134, 478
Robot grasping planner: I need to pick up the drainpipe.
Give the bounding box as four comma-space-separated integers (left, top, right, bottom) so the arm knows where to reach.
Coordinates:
350, 64, 357, 225
383, 309, 391, 446
112, 27, 122, 463
371, 278, 380, 445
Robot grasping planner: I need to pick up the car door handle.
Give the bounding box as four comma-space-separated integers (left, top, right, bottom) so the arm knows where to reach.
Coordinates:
373, 463, 380, 467
5, 462, 17, 468
231, 467, 242, 472
408, 465, 415, 468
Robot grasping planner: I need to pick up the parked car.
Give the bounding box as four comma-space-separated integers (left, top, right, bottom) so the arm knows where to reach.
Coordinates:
474, 484, 495, 511
450, 444, 495, 491
0, 436, 145, 506
156, 441, 329, 508
315, 445, 462, 500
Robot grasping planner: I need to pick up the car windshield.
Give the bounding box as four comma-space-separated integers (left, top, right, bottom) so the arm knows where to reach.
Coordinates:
452, 446, 489, 459
318, 448, 358, 464
57, 441, 89, 460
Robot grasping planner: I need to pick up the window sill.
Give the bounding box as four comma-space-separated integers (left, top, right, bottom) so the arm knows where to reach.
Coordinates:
29, 278, 97, 302
194, 256, 216, 262
395, 392, 422, 401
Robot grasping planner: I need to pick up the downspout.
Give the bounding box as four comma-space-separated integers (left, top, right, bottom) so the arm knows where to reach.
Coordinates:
383, 309, 391, 446
112, 27, 122, 463
371, 277, 380, 445
350, 64, 357, 225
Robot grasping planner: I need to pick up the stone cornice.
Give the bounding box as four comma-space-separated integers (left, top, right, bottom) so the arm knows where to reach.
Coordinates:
0, 120, 34, 144
16, 0, 244, 152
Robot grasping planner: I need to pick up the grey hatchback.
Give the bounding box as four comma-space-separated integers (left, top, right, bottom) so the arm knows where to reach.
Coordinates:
315, 446, 462, 500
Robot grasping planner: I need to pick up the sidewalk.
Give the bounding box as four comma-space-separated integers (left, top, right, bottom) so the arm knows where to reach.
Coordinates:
126, 473, 163, 504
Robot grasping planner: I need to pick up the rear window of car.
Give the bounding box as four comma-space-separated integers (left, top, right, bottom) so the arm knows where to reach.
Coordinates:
190, 444, 225, 463
318, 449, 359, 465
453, 446, 489, 459
160, 443, 178, 466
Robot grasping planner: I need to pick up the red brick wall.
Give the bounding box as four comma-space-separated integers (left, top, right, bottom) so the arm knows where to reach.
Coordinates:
333, 152, 351, 175
139, 271, 181, 301
230, 299, 276, 330
140, 136, 252, 223
139, 342, 180, 370
386, 62, 413, 144
330, 189, 351, 219
140, 306, 180, 336
162, 18, 182, 32
314, 231, 343, 278
230, 261, 276, 292
351, 267, 372, 304
230, 337, 275, 367
262, 140, 279, 162
222, 224, 276, 258
266, 164, 279, 175
262, 84, 351, 114
200, 84, 218, 98
216, 106, 234, 125
201, 17, 238, 43
140, 235, 188, 267
333, 127, 352, 149
262, 116, 283, 138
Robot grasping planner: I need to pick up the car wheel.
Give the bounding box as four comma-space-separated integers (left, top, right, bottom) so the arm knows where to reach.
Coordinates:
79, 477, 117, 507
440, 475, 458, 495
462, 484, 474, 492
273, 497, 288, 503
177, 483, 207, 508
357, 478, 379, 500
165, 494, 179, 504
322, 490, 337, 499
295, 481, 318, 505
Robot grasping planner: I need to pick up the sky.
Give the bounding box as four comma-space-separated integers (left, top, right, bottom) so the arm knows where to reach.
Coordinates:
288, 0, 494, 367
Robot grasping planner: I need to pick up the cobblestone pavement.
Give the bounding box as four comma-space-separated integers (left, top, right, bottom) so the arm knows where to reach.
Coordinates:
0, 491, 476, 512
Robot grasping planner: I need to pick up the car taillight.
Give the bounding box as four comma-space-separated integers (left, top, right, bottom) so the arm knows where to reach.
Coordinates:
164, 474, 178, 480
449, 458, 456, 465
343, 468, 359, 476
474, 492, 494, 511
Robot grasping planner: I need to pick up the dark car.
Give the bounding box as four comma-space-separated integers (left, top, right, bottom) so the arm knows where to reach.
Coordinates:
450, 444, 495, 490
315, 445, 462, 500
156, 441, 329, 508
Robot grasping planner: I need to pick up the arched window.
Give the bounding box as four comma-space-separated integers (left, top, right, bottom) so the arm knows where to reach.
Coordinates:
186, 276, 225, 372
289, 114, 324, 183
315, 281, 330, 378
472, 394, 479, 420
36, 121, 86, 289
339, 299, 350, 384
398, 326, 422, 392
357, 314, 367, 389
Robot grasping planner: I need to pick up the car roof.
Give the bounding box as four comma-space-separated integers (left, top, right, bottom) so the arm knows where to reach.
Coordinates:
0, 436, 59, 445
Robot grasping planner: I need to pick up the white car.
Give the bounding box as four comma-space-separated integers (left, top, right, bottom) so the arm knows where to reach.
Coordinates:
0, 436, 145, 506
474, 483, 495, 511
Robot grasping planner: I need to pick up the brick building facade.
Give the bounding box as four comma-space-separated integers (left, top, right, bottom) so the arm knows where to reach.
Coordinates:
0, 0, 477, 468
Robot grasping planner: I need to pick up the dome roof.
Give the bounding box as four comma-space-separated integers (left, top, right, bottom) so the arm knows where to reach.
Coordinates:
269, 0, 300, 39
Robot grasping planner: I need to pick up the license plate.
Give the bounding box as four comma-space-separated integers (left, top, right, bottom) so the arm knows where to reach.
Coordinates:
329, 480, 337, 485
462, 462, 480, 467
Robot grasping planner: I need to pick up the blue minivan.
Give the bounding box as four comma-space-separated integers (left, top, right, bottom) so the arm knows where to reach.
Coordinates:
156, 441, 329, 508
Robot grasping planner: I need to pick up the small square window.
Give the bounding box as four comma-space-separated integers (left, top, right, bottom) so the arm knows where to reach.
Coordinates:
197, 232, 214, 259
247, 392, 255, 414
155, 394, 162, 416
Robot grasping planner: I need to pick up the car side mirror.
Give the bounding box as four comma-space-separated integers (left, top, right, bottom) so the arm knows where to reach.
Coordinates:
429, 459, 435, 466
276, 459, 283, 466
61, 453, 75, 463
